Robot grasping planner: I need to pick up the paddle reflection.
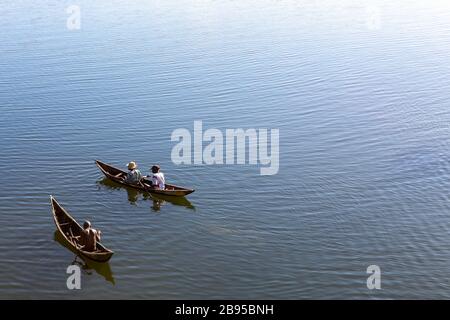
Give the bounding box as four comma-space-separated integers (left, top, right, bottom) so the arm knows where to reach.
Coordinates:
53, 230, 115, 285
96, 177, 195, 211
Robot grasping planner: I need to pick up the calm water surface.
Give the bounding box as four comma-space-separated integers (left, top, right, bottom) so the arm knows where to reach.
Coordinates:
1, 1, 450, 299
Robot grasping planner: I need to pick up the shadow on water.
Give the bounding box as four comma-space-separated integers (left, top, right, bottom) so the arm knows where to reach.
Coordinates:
96, 177, 196, 211
53, 230, 115, 285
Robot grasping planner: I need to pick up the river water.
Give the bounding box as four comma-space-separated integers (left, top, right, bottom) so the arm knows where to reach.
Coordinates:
1, 1, 450, 299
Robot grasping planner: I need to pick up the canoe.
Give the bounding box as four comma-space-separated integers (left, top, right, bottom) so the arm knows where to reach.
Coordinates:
97, 177, 196, 210
95, 160, 195, 197
53, 230, 115, 284
50, 196, 114, 262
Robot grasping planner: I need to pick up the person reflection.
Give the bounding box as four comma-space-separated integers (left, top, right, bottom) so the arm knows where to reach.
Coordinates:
151, 198, 165, 212
71, 256, 93, 275
126, 188, 139, 205
70, 255, 115, 284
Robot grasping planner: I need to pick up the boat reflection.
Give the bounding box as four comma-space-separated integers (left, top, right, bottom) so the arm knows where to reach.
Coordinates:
53, 230, 115, 285
97, 177, 195, 211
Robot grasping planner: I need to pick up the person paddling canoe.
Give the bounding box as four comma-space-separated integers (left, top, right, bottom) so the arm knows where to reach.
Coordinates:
120, 161, 142, 185
79, 220, 102, 252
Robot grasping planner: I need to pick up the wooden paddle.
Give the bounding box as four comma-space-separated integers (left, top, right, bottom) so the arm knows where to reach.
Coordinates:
68, 227, 82, 249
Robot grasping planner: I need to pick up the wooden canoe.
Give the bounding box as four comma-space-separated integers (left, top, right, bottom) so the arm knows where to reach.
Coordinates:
95, 160, 195, 197
53, 230, 115, 284
97, 177, 196, 210
50, 196, 114, 262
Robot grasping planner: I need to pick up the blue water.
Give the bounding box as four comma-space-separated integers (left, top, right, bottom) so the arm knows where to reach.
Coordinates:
1, 1, 450, 299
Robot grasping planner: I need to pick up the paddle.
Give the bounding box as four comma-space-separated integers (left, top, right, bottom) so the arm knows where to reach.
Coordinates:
138, 178, 152, 190
68, 227, 86, 250
114, 172, 125, 178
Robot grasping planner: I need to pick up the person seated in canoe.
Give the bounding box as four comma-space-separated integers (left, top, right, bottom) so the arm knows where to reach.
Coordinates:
79, 220, 102, 252
146, 165, 165, 190
123, 161, 142, 184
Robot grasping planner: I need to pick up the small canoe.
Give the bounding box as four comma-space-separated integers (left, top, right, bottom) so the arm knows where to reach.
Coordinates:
95, 160, 195, 197
97, 177, 196, 210
50, 196, 114, 262
53, 231, 115, 284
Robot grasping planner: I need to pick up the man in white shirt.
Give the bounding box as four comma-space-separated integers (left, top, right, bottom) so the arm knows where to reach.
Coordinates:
149, 165, 165, 190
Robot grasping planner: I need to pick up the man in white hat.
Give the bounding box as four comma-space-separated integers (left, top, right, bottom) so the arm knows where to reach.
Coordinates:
124, 161, 142, 184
